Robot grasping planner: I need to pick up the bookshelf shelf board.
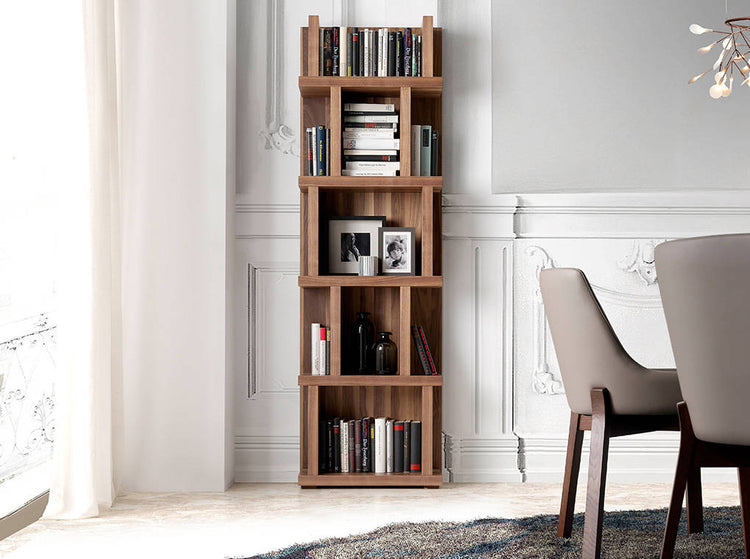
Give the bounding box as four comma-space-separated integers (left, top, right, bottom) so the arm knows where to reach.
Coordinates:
299, 275, 442, 288
299, 77, 443, 97
298, 176, 442, 191
298, 375, 443, 387
298, 472, 442, 487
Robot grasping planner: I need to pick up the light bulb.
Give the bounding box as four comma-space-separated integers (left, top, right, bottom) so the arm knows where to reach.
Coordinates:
715, 71, 726, 84
689, 71, 707, 84
724, 77, 734, 96
698, 44, 714, 54
690, 24, 713, 34
709, 84, 724, 98
723, 37, 733, 49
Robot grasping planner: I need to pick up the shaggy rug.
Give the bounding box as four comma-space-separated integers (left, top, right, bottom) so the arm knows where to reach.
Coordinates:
241, 506, 745, 559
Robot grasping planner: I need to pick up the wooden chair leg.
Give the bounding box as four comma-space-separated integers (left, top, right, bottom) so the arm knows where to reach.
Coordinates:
661, 402, 697, 559
686, 464, 703, 534
558, 412, 584, 538
582, 388, 611, 559
738, 467, 750, 558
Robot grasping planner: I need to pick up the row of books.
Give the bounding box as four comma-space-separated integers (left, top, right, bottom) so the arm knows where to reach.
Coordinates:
410, 125, 439, 176
304, 126, 331, 176
411, 325, 438, 375
319, 27, 425, 77
344, 102, 400, 177
311, 323, 331, 375
319, 417, 422, 474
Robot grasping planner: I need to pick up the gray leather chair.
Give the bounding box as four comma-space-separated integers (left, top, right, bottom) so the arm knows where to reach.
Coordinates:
656, 234, 750, 559
540, 268, 694, 559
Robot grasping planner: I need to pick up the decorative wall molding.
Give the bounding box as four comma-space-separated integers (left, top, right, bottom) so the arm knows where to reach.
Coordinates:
234, 435, 299, 483
259, 0, 297, 156
618, 239, 666, 285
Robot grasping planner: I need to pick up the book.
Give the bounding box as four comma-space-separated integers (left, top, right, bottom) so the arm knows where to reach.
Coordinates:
344, 161, 400, 172
410, 421, 422, 473
343, 138, 400, 150
339, 26, 347, 76
354, 419, 362, 472
412, 325, 431, 375
369, 418, 375, 470
311, 323, 320, 374
393, 421, 404, 473
352, 28, 359, 76
403, 420, 411, 473
316, 125, 326, 176
344, 149, 398, 156
418, 326, 438, 375
342, 129, 396, 139
323, 28, 333, 76
396, 31, 403, 76
344, 103, 396, 113
342, 121, 398, 130
325, 327, 331, 375
326, 128, 330, 179
347, 31, 353, 76
344, 114, 399, 123
404, 28, 412, 77
319, 28, 324, 76
332, 27, 339, 76
332, 419, 340, 472
417, 34, 422, 76
386, 419, 394, 473
319, 326, 327, 375
358, 27, 365, 76
363, 29, 370, 77
344, 154, 399, 162
342, 169, 398, 177
431, 129, 439, 176
305, 128, 314, 176
361, 417, 370, 472
411, 126, 421, 177
387, 31, 396, 76
375, 417, 386, 473
311, 128, 318, 176
326, 419, 333, 471
420, 125, 432, 177
340, 420, 348, 473
371, 28, 378, 76
319, 420, 327, 472
379, 28, 386, 76
348, 419, 356, 471
412, 34, 418, 76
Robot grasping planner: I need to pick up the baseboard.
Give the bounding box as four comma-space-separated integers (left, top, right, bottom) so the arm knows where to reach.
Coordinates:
448, 436, 523, 483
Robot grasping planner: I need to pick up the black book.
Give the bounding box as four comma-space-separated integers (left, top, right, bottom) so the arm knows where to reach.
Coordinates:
332, 27, 339, 76
325, 128, 330, 178
347, 32, 353, 76
404, 28, 412, 77
361, 417, 370, 472
412, 325, 432, 374
358, 28, 365, 77
344, 154, 400, 162
323, 28, 333, 76
371, 29, 378, 76
410, 421, 422, 473
316, 125, 326, 176
319, 28, 324, 76
387, 31, 396, 76
333, 418, 341, 473
403, 420, 411, 473
348, 419, 356, 470
326, 419, 333, 472
306, 128, 314, 176
352, 28, 359, 76
393, 421, 404, 473
396, 31, 403, 76
431, 129, 439, 176
354, 418, 362, 472
319, 420, 328, 472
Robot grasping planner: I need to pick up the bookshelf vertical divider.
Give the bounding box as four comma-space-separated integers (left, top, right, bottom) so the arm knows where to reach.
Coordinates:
298, 15, 443, 488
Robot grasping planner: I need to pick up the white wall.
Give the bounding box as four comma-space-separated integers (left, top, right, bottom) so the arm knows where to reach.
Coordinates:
119, 0, 233, 491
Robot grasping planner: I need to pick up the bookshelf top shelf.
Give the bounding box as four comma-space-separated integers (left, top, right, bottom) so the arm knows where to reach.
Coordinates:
298, 375, 442, 386
298, 77, 443, 96
299, 275, 442, 288
298, 176, 441, 191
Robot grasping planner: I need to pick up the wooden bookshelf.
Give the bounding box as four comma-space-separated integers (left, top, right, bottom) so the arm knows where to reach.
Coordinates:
298, 15, 442, 488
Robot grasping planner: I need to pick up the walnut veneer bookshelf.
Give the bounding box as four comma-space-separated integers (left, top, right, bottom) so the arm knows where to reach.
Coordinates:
298, 15, 442, 488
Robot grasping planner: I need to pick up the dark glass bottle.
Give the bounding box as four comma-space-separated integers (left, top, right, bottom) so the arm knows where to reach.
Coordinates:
374, 331, 397, 375
352, 312, 374, 374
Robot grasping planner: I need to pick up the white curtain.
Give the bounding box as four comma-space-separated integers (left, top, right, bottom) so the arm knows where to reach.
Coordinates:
44, 0, 122, 519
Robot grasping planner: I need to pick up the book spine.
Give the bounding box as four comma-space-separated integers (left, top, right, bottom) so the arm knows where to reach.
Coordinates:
417, 35, 422, 76
412, 325, 431, 375
342, 170, 398, 177
354, 419, 362, 472
352, 28, 359, 76
412, 34, 418, 76
431, 129, 439, 176
396, 31, 403, 76
319, 28, 324, 76
326, 419, 333, 472
347, 32, 353, 76
312, 127, 318, 176
420, 125, 432, 177
305, 128, 313, 176
319, 419, 327, 473
361, 417, 370, 472
393, 421, 404, 473
325, 128, 330, 177
375, 417, 386, 473
378, 28, 385, 77
418, 326, 438, 375
332, 419, 340, 473
411, 125, 421, 177
348, 420, 356, 471
316, 125, 326, 176
343, 114, 399, 123
320, 326, 327, 376
311, 322, 320, 374
332, 27, 339, 76
343, 121, 398, 129
363, 29, 370, 77
387, 31, 396, 76
386, 419, 394, 473
343, 138, 399, 150
372, 28, 378, 76
344, 103, 396, 112
404, 28, 412, 77
325, 327, 331, 375
344, 154, 400, 162
323, 28, 333, 76
403, 420, 411, 473
410, 421, 422, 473
369, 418, 375, 470
339, 26, 347, 76
359, 28, 365, 77
344, 161, 400, 172
340, 420, 348, 473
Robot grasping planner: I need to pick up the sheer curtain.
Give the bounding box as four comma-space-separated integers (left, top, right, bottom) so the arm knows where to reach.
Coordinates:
44, 0, 122, 519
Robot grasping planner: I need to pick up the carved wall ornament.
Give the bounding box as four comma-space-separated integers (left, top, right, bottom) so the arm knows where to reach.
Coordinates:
618, 239, 667, 286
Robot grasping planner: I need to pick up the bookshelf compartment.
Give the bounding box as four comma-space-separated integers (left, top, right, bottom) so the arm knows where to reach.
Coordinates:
319, 385, 422, 420
409, 287, 442, 376
301, 287, 331, 375
411, 94, 442, 177
301, 96, 332, 176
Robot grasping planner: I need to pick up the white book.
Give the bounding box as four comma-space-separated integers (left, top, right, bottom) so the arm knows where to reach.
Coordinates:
344, 103, 396, 113
344, 149, 398, 156
311, 128, 318, 177
345, 161, 400, 171
342, 129, 396, 139
339, 26, 347, 76
375, 417, 386, 473
411, 125, 421, 177
319, 328, 327, 375
311, 323, 320, 374
386, 419, 394, 473
343, 138, 400, 150
344, 114, 399, 123
380, 28, 387, 76
342, 169, 398, 177
341, 421, 349, 473
364, 29, 370, 77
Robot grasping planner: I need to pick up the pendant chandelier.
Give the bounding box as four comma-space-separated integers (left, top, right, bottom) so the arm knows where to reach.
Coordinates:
689, 17, 750, 98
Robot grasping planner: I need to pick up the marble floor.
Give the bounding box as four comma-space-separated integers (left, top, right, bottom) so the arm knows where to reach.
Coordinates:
0, 482, 741, 558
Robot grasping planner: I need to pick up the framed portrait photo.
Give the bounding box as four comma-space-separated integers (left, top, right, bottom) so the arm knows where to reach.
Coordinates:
325, 216, 386, 275
379, 227, 416, 275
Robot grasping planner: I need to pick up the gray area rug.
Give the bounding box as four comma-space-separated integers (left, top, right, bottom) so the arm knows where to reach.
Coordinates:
241, 506, 745, 558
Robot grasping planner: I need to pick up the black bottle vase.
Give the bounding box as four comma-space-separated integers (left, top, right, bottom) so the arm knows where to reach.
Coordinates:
352, 312, 375, 374
374, 331, 397, 375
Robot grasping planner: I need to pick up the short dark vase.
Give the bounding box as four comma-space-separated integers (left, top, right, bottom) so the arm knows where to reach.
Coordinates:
352, 312, 375, 374
374, 331, 397, 375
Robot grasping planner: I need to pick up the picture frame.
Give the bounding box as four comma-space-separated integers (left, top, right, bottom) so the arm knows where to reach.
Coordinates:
325, 216, 387, 275
379, 227, 416, 275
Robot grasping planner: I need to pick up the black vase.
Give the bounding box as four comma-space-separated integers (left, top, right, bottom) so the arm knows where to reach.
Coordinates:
374, 331, 397, 375
352, 312, 375, 374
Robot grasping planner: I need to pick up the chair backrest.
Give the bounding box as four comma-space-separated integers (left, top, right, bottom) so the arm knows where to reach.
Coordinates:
540, 268, 641, 415
655, 234, 750, 445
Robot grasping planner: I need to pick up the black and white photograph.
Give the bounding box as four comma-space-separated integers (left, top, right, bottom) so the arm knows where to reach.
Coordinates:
379, 227, 416, 275
325, 216, 386, 274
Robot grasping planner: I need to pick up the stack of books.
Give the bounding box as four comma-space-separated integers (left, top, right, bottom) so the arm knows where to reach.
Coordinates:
411, 325, 438, 375
304, 125, 331, 176
311, 323, 331, 375
410, 125, 439, 176
319, 27, 424, 77
343, 103, 400, 176
319, 417, 422, 474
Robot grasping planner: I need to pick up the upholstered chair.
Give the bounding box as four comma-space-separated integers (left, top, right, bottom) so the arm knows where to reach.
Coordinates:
655, 234, 750, 559
540, 268, 697, 559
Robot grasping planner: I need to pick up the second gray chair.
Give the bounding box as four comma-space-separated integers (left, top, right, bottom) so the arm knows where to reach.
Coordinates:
540, 268, 697, 559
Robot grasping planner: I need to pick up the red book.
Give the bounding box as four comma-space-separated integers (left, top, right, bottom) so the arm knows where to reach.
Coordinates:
418, 326, 437, 375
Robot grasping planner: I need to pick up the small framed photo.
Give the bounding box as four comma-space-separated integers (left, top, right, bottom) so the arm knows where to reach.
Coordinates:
325, 216, 386, 275
379, 227, 416, 275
